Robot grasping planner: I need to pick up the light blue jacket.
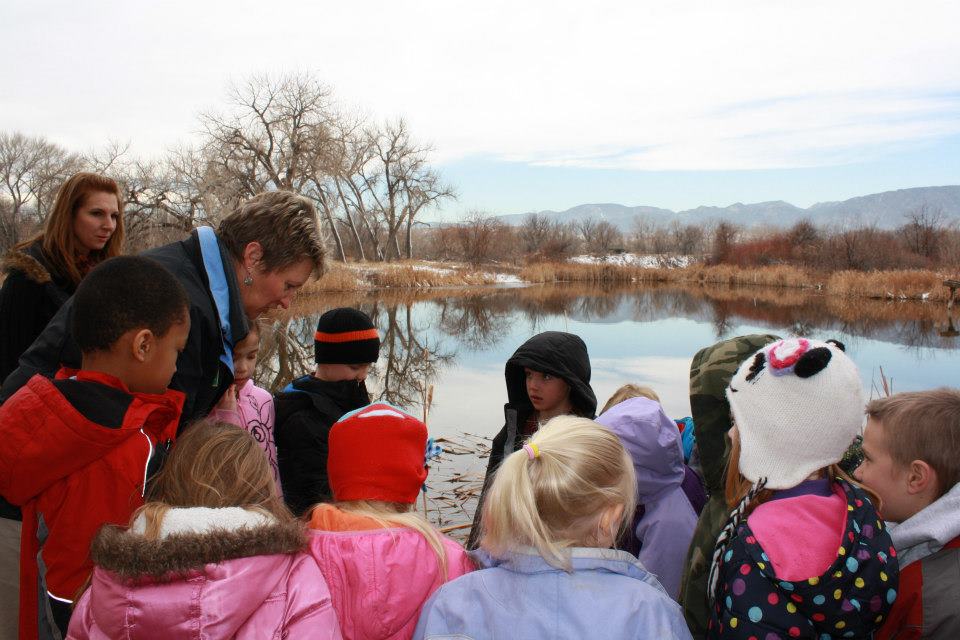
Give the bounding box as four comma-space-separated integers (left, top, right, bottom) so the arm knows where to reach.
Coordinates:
413, 547, 693, 640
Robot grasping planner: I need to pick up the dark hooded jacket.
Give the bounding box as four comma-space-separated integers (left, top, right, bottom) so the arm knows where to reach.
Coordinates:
0, 230, 248, 431
274, 375, 370, 516
466, 331, 596, 549
0, 240, 76, 384
707, 479, 899, 640
679, 333, 780, 637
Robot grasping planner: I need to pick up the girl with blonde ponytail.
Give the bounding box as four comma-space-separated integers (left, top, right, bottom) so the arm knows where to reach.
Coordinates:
414, 416, 692, 640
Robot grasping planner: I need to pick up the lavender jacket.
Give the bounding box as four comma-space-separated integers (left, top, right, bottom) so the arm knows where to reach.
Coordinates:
413, 548, 692, 640
596, 397, 700, 599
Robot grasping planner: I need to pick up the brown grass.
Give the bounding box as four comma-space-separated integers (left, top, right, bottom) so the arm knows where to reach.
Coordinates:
312, 265, 368, 291
301, 259, 955, 305
522, 262, 951, 301
368, 264, 495, 288
826, 270, 947, 301
520, 262, 669, 283
304, 261, 501, 293
683, 264, 816, 288
520, 262, 815, 289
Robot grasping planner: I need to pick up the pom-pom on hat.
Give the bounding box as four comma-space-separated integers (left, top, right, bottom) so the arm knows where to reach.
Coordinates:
314, 307, 380, 364
726, 338, 864, 490
327, 402, 428, 504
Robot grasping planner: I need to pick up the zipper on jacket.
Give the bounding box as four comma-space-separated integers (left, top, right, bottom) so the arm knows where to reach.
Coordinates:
140, 429, 153, 497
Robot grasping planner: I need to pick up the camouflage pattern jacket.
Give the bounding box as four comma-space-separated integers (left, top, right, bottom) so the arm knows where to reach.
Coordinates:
679, 333, 780, 637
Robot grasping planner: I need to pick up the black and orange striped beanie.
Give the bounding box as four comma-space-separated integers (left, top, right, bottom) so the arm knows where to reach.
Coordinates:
314, 307, 380, 364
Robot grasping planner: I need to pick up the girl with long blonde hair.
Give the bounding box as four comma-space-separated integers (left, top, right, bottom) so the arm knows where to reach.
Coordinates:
414, 415, 691, 640
67, 421, 342, 638
307, 402, 474, 640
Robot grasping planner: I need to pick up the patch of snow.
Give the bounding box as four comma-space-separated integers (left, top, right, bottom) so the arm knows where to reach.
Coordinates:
568, 253, 695, 268
490, 273, 523, 284
409, 265, 455, 276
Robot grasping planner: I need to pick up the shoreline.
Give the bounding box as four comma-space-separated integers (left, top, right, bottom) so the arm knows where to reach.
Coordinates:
306, 260, 959, 303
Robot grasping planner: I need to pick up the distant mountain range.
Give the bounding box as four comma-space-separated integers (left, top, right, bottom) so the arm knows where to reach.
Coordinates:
497, 185, 960, 230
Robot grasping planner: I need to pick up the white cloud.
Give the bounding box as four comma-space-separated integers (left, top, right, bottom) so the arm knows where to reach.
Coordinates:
2, 0, 957, 170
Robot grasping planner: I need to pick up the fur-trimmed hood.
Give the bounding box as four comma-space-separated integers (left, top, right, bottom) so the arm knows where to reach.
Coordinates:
68, 507, 341, 639
91, 507, 306, 579
1, 242, 55, 285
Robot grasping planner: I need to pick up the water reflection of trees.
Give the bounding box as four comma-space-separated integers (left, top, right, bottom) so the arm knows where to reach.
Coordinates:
256, 317, 315, 394
262, 282, 957, 396
432, 294, 513, 350
372, 302, 455, 409
259, 300, 457, 413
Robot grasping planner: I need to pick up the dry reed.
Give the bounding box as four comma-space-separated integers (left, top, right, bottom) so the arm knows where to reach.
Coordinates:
301, 258, 957, 306
827, 270, 947, 301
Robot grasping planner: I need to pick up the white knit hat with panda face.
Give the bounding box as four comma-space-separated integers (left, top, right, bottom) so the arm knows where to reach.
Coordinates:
726, 338, 864, 490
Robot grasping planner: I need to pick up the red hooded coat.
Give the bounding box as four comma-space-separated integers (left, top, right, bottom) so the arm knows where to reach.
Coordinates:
0, 369, 183, 639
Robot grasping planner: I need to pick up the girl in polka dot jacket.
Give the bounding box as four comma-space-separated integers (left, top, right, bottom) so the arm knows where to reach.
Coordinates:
706, 339, 899, 639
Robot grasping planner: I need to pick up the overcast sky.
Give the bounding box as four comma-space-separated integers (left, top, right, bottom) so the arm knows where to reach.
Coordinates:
2, 0, 958, 218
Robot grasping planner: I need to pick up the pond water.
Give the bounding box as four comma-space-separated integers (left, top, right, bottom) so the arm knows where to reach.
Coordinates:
259, 282, 960, 532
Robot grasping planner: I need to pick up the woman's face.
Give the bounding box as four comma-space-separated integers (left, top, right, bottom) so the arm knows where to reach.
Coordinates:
242, 257, 314, 318
72, 191, 120, 255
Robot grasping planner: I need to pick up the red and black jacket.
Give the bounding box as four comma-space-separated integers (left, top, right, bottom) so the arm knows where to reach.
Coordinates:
0, 369, 183, 640
877, 535, 960, 639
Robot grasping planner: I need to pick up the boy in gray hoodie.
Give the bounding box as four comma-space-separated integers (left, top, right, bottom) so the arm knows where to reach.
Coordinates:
856, 388, 960, 639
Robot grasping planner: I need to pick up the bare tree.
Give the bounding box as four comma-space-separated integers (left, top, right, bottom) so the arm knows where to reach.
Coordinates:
630, 215, 657, 253
670, 221, 704, 255
0, 132, 81, 250
710, 221, 739, 264
520, 213, 552, 254
902, 204, 945, 261
574, 218, 598, 252
360, 120, 455, 261
576, 218, 622, 255
197, 73, 336, 250
1, 74, 455, 262
456, 211, 504, 265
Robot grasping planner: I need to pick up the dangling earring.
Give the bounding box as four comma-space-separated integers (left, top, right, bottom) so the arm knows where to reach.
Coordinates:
243, 271, 253, 286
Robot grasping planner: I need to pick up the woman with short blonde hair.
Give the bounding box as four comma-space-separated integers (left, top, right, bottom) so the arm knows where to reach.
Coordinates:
1, 190, 326, 431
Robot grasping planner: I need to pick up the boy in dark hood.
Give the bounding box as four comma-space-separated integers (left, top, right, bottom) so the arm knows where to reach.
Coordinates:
466, 331, 596, 549
274, 308, 379, 516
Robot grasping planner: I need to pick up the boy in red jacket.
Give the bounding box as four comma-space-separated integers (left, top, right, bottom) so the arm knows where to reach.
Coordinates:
856, 388, 960, 639
0, 256, 189, 639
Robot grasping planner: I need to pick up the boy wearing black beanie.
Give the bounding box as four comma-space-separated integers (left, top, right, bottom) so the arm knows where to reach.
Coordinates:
274, 307, 380, 515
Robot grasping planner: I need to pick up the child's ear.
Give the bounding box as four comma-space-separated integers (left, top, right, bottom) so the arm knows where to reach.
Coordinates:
600, 503, 625, 534
131, 329, 155, 364
906, 459, 938, 496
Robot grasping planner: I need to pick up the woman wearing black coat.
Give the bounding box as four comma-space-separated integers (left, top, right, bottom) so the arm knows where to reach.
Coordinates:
0, 172, 123, 383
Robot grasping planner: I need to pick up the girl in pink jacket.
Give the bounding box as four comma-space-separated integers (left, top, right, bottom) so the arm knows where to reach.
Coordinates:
308, 403, 474, 640
211, 322, 280, 485
67, 420, 342, 639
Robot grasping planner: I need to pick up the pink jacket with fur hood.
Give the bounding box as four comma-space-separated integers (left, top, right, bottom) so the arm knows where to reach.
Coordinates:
309, 504, 474, 640
67, 507, 342, 639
